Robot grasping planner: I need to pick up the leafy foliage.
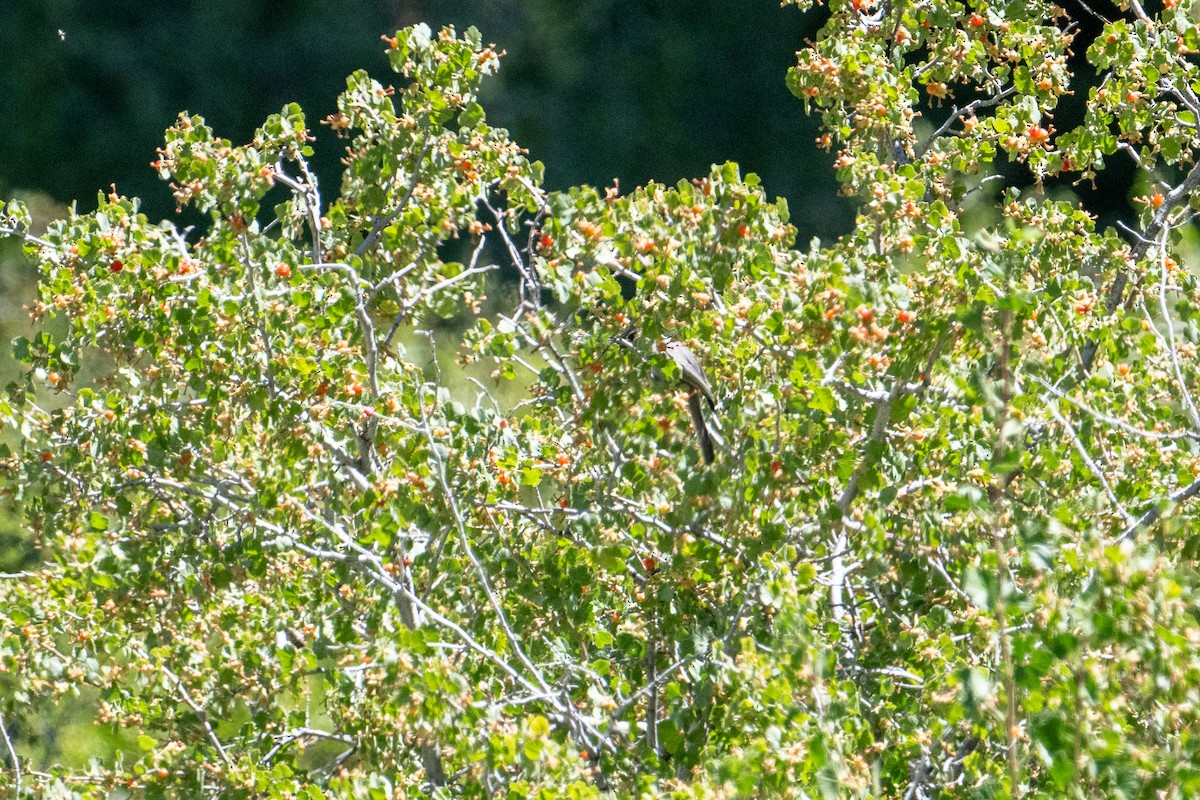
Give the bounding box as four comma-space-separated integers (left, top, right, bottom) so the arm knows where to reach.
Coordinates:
5, 2, 1200, 798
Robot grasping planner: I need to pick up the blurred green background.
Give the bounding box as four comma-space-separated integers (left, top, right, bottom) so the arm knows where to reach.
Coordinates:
0, 0, 847, 238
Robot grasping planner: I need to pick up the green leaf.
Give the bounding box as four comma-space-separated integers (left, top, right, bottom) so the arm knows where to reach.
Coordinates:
458, 101, 485, 129
657, 719, 684, 756
806, 385, 835, 414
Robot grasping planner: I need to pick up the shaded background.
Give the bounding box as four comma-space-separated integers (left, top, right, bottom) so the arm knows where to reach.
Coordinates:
0, 0, 851, 242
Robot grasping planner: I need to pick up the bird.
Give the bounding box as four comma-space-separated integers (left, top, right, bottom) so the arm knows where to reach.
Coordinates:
664, 339, 716, 464
612, 325, 720, 464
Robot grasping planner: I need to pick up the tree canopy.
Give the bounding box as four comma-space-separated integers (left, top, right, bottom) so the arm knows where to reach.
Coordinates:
5, 0, 1200, 797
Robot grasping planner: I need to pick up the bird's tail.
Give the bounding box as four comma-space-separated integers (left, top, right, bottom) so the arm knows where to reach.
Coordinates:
687, 391, 715, 465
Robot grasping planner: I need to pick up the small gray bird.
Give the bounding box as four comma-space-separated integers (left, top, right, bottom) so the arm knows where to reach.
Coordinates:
664, 340, 716, 464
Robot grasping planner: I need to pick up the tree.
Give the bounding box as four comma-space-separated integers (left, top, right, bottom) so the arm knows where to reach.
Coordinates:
4, 1, 1200, 797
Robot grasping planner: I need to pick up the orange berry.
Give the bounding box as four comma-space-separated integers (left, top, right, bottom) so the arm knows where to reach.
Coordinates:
577, 221, 602, 240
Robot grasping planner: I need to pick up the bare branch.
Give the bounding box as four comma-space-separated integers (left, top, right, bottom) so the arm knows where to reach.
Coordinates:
1082, 160, 1200, 375
1035, 377, 1196, 442
0, 708, 20, 798
355, 134, 433, 258
1117, 473, 1200, 542
918, 85, 1019, 158
159, 663, 233, 766
1043, 401, 1136, 527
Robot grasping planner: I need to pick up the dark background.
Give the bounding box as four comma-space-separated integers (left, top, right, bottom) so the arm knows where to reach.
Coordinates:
0, 0, 854, 243
0, 0, 1147, 257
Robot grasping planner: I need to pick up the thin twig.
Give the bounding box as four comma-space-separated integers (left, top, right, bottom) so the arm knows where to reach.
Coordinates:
159, 664, 233, 766
0, 708, 21, 798
1036, 377, 1195, 442
355, 134, 433, 258
1117, 473, 1200, 542
1082, 160, 1200, 375
1043, 401, 1136, 527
